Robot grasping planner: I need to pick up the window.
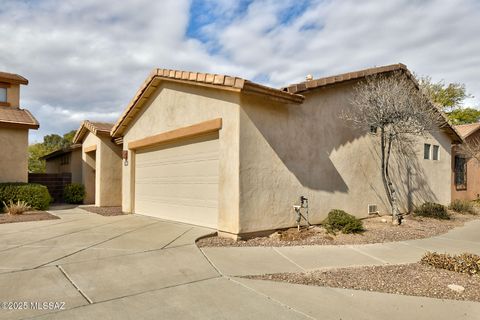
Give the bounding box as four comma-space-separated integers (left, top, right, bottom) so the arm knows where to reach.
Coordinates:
454, 156, 467, 190
60, 154, 70, 165
369, 126, 377, 134
423, 144, 431, 160
432, 145, 440, 160
0, 88, 6, 103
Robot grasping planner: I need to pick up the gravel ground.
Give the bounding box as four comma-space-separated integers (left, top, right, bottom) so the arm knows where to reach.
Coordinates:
0, 211, 60, 224
197, 213, 479, 247
81, 206, 125, 216
245, 263, 480, 302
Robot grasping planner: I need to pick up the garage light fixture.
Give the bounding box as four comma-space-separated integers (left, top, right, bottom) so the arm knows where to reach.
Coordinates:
122, 150, 128, 166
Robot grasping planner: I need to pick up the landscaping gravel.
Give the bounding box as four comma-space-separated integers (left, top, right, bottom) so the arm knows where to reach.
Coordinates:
81, 206, 125, 216
245, 263, 480, 302
197, 213, 479, 247
0, 211, 59, 224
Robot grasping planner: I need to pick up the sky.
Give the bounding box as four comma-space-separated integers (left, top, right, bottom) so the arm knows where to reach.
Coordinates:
0, 0, 479, 143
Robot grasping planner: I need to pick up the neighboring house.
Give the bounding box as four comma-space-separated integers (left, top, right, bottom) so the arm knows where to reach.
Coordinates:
451, 123, 480, 201
42, 144, 83, 183
110, 64, 460, 238
0, 71, 39, 183
72, 121, 122, 206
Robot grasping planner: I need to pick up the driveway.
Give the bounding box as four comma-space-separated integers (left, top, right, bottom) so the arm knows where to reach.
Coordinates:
0, 207, 479, 320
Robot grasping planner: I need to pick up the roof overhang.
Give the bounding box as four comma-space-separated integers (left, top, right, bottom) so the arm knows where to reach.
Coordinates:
41, 144, 82, 160
73, 120, 113, 144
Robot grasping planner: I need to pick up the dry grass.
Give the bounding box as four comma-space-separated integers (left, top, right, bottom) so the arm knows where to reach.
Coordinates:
2, 200, 31, 215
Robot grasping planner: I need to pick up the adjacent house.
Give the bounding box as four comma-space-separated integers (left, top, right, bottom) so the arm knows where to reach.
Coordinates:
452, 123, 480, 201
0, 71, 39, 183
110, 63, 460, 238
42, 144, 83, 183
72, 121, 122, 206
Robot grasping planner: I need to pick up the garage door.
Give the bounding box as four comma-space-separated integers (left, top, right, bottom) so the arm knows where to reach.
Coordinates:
134, 132, 219, 228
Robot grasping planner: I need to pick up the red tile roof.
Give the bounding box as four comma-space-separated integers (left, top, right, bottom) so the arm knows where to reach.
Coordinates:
454, 123, 480, 139
0, 106, 39, 129
73, 120, 114, 144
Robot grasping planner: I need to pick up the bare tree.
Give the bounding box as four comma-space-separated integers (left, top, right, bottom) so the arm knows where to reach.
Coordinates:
457, 135, 480, 162
342, 71, 446, 224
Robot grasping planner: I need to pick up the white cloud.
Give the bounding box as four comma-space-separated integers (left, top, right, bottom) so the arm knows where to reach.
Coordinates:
0, 0, 478, 143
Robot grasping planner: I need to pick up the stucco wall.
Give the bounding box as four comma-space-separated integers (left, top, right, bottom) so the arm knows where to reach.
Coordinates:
81, 132, 122, 206
238, 82, 453, 234
452, 131, 480, 201
7, 84, 20, 107
121, 81, 240, 234
0, 127, 28, 182
45, 149, 83, 184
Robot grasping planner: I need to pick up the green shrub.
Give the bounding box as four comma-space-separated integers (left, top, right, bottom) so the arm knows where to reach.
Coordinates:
421, 251, 480, 276
323, 209, 364, 234
414, 202, 450, 220
0, 183, 52, 210
449, 199, 477, 215
63, 183, 85, 204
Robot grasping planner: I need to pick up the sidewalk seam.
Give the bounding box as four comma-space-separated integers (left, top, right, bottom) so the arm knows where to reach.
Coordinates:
348, 246, 389, 265
57, 265, 93, 304
272, 247, 307, 272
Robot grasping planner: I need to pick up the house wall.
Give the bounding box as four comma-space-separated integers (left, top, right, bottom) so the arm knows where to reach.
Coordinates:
237, 82, 453, 234
45, 149, 83, 184
0, 127, 28, 182
6, 84, 20, 107
81, 132, 122, 206
451, 131, 480, 201
121, 81, 241, 234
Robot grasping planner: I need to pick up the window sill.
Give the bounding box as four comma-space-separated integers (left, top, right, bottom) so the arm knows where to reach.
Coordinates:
0, 101, 10, 107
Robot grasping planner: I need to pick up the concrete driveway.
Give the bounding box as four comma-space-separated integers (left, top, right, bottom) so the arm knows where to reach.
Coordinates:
0, 207, 479, 320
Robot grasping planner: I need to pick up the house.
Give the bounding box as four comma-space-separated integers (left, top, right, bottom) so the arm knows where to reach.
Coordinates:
72, 121, 122, 206
42, 144, 83, 183
0, 71, 39, 183
110, 64, 460, 238
451, 123, 480, 201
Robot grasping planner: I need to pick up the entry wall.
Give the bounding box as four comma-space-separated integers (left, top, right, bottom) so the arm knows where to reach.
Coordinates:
238, 82, 453, 234
0, 127, 28, 183
121, 81, 241, 234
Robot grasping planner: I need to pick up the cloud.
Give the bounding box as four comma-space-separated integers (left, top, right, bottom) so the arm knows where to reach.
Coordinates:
0, 0, 478, 142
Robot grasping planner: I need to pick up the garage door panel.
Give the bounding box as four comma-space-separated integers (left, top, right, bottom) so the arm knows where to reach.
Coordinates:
134, 133, 219, 228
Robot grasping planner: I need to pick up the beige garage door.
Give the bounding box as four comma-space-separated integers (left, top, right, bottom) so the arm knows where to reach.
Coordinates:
134, 133, 219, 228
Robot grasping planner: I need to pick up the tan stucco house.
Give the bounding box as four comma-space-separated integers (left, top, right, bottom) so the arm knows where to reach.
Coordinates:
452, 123, 480, 201
42, 144, 83, 183
73, 121, 122, 206
0, 71, 39, 183
110, 64, 460, 238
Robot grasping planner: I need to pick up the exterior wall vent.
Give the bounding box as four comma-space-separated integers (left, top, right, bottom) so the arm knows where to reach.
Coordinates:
368, 204, 379, 215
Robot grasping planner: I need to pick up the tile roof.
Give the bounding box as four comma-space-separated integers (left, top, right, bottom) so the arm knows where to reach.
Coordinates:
454, 123, 480, 139
41, 144, 82, 160
0, 106, 39, 129
0, 71, 28, 85
282, 64, 409, 94
73, 120, 114, 144
110, 68, 304, 137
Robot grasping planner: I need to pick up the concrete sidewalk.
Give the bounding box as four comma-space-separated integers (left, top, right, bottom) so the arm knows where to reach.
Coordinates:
201, 219, 480, 276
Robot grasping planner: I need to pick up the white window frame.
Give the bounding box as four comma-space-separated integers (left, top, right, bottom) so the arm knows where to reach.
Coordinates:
432, 145, 440, 161
424, 143, 431, 160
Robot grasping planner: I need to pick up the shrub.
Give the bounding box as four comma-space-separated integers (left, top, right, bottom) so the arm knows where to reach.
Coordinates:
3, 200, 31, 215
323, 209, 364, 234
0, 183, 51, 210
414, 202, 450, 220
421, 252, 480, 276
449, 199, 477, 215
63, 183, 85, 204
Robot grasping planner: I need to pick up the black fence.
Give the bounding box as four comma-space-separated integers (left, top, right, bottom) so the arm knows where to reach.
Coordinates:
28, 173, 72, 203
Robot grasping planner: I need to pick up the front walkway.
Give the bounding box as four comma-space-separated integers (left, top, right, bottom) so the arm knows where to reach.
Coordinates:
0, 207, 478, 319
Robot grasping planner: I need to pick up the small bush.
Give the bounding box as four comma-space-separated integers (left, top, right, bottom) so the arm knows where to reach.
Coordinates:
63, 183, 85, 204
323, 209, 364, 234
414, 202, 450, 220
449, 200, 477, 215
421, 252, 480, 276
0, 183, 52, 210
3, 200, 31, 215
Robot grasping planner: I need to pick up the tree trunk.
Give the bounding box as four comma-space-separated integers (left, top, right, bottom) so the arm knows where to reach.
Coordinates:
385, 133, 402, 225
380, 128, 393, 208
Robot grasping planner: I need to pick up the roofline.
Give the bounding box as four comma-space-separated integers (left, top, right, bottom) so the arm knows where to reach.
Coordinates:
72, 120, 113, 144
110, 68, 305, 137
0, 108, 39, 130
453, 123, 480, 140
41, 144, 82, 160
0, 72, 28, 85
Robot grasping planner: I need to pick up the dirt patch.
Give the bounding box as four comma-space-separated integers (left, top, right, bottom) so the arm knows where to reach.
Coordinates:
245, 263, 480, 302
0, 211, 59, 224
81, 206, 125, 216
197, 213, 479, 247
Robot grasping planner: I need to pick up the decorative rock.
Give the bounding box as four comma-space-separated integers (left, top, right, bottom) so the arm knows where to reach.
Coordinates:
448, 284, 465, 293
381, 218, 388, 223
269, 232, 281, 240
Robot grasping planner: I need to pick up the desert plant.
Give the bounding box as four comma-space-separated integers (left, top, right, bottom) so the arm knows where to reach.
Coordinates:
414, 202, 450, 220
0, 183, 52, 210
449, 199, 477, 215
323, 209, 364, 234
63, 183, 85, 204
3, 200, 31, 215
421, 251, 480, 276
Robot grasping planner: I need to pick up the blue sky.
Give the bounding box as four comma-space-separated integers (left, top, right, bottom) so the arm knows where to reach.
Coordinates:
0, 0, 479, 142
